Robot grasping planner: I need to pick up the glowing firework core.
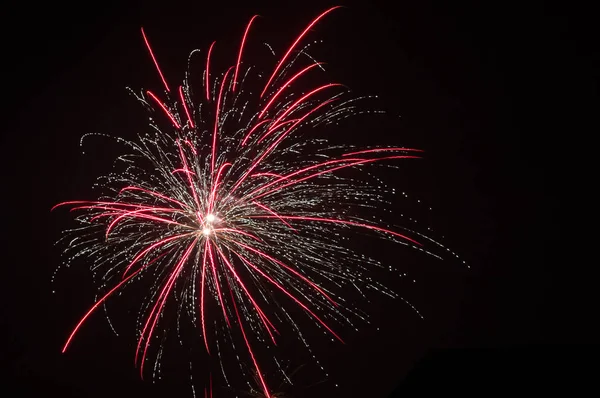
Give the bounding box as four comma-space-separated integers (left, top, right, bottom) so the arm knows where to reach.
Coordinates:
201, 213, 218, 236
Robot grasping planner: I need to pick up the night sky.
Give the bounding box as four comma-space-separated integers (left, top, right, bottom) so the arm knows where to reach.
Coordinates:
2, 1, 593, 397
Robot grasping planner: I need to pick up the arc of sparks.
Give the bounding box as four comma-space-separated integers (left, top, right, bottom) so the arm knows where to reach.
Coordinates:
230, 93, 338, 194
249, 155, 422, 201
141, 27, 171, 92
137, 238, 199, 375
62, 245, 179, 353
260, 6, 341, 98
228, 283, 272, 398
234, 15, 259, 91
252, 215, 423, 247
205, 41, 216, 101
206, 241, 231, 329
178, 85, 195, 128
258, 62, 323, 119
147, 90, 181, 129
215, 246, 278, 342
211, 66, 234, 178
342, 147, 424, 157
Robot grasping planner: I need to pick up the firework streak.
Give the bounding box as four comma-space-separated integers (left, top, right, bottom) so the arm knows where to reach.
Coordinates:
53, 7, 452, 397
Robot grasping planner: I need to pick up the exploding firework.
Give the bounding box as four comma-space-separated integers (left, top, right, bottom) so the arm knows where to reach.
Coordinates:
53, 7, 462, 397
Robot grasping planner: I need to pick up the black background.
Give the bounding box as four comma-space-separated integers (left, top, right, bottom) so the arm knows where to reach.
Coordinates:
2, 1, 592, 397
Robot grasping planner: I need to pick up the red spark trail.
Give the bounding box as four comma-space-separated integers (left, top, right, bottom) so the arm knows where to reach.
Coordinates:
52, 200, 136, 211
137, 238, 198, 374
55, 200, 179, 212
119, 186, 188, 208
260, 6, 341, 98
141, 27, 170, 92
177, 140, 202, 212
62, 263, 147, 353
205, 41, 216, 101
266, 83, 341, 133
178, 85, 195, 128
215, 246, 278, 343
200, 240, 211, 353
241, 118, 271, 146
228, 285, 271, 398
104, 207, 185, 238
183, 139, 198, 155
211, 66, 234, 178
253, 215, 423, 247
258, 62, 323, 119
76, 208, 188, 233
342, 147, 424, 156
251, 155, 422, 201
234, 15, 259, 91
207, 241, 231, 328
227, 240, 339, 309
208, 163, 232, 215
245, 158, 358, 198
256, 119, 299, 144
213, 228, 262, 242
252, 201, 297, 231
147, 90, 181, 129
250, 172, 288, 180
172, 168, 197, 176
62, 249, 178, 354
234, 252, 343, 343
123, 233, 194, 277
231, 96, 337, 194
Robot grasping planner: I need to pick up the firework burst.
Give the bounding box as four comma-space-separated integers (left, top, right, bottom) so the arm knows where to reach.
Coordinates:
53, 7, 461, 397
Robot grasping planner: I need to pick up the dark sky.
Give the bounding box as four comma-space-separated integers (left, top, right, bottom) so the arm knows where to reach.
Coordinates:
2, 1, 593, 397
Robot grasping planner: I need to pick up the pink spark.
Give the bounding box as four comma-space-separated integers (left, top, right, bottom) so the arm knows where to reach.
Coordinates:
234, 15, 259, 91
252, 201, 297, 231
228, 240, 338, 308
200, 240, 210, 353
258, 62, 323, 119
141, 27, 170, 92
62, 263, 146, 353
215, 246, 278, 343
267, 83, 341, 132
260, 6, 341, 97
228, 286, 271, 398
235, 252, 343, 343
205, 41, 216, 101
211, 66, 234, 177
147, 90, 181, 129
137, 238, 198, 374
342, 147, 424, 157
253, 215, 422, 247
231, 97, 337, 194
257, 119, 299, 144
251, 155, 422, 201
177, 140, 202, 211
208, 162, 232, 215
207, 240, 231, 328
213, 227, 262, 242
178, 85, 195, 128
123, 233, 194, 277
172, 168, 197, 176
241, 118, 272, 146
119, 186, 188, 208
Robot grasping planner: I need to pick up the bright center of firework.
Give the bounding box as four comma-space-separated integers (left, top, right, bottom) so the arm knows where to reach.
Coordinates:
201, 213, 218, 236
